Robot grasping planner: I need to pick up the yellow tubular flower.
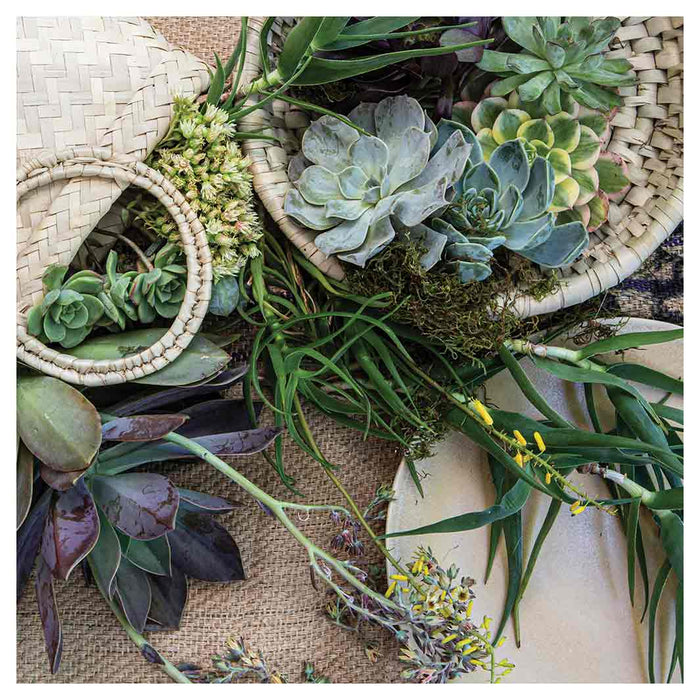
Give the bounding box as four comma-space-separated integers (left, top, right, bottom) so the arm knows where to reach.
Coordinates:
534, 431, 546, 452
390, 574, 408, 581
455, 638, 472, 649
513, 430, 527, 446
571, 504, 587, 516
466, 600, 474, 616
461, 645, 479, 655
570, 500, 581, 512
470, 399, 494, 426
545, 472, 552, 485
515, 452, 524, 468
385, 581, 397, 597
442, 634, 458, 645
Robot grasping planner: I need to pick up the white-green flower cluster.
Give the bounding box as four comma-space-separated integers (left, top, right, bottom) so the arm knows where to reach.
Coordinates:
127, 96, 262, 280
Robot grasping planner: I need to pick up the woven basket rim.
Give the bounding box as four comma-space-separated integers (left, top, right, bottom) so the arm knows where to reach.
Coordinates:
238, 16, 683, 317
16, 146, 213, 386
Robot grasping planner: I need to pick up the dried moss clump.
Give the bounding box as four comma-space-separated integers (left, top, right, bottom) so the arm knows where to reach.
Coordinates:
348, 242, 534, 362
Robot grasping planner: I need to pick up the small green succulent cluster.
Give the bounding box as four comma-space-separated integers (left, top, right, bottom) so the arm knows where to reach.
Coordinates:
127, 96, 262, 281
477, 17, 636, 115
284, 95, 471, 267
26, 266, 105, 349
25, 246, 189, 348
410, 124, 589, 281
454, 95, 630, 231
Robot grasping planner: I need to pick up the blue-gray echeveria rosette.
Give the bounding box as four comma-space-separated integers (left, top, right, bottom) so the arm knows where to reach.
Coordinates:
411, 119, 590, 282
283, 95, 472, 267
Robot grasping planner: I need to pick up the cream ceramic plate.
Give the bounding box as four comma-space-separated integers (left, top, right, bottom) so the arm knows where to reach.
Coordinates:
386, 319, 682, 683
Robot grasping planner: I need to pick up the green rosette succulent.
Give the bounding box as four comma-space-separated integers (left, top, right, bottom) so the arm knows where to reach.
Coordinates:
102, 245, 187, 327
476, 17, 636, 115
454, 96, 630, 231
26, 266, 105, 348
410, 126, 589, 282
284, 95, 472, 267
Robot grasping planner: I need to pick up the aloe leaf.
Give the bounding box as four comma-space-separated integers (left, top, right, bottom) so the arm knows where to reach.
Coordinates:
277, 17, 324, 79
484, 520, 503, 585
323, 17, 417, 50
607, 387, 669, 451
294, 38, 493, 86
576, 329, 682, 360
206, 52, 226, 105
17, 441, 34, 530
35, 556, 63, 674
146, 566, 188, 630
91, 473, 179, 540
626, 497, 641, 607
647, 559, 671, 683
494, 508, 523, 644
384, 478, 530, 538
607, 363, 683, 396
311, 17, 351, 49
41, 479, 99, 581
168, 511, 244, 582
101, 414, 188, 442
114, 557, 152, 633
17, 376, 102, 472
656, 510, 683, 582
67, 330, 231, 387
126, 536, 171, 577
498, 345, 571, 428
643, 488, 683, 511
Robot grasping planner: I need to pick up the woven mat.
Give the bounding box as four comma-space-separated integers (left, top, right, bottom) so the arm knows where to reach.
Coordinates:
17, 16, 683, 684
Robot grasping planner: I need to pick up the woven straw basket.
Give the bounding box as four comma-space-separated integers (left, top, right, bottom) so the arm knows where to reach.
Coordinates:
238, 17, 683, 317
16, 17, 213, 386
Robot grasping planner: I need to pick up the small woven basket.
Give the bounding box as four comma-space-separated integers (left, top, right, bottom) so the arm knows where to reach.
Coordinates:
238, 17, 683, 316
16, 17, 213, 385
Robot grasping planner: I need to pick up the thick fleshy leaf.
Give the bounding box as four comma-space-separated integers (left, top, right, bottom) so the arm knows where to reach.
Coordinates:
489, 140, 530, 193
18, 491, 50, 602
68, 331, 231, 387
546, 112, 581, 152
17, 376, 101, 473
519, 70, 555, 103
551, 176, 580, 212
392, 176, 450, 227
499, 184, 524, 226
471, 97, 508, 132
36, 556, 63, 674
101, 414, 187, 442
595, 152, 630, 194
348, 135, 388, 183
520, 157, 555, 219
39, 463, 85, 491
347, 102, 377, 135
301, 115, 359, 171
177, 398, 261, 437
462, 161, 500, 193
91, 473, 179, 540
126, 536, 171, 577
315, 208, 373, 255
374, 95, 425, 160
546, 148, 572, 183
571, 168, 599, 206
147, 566, 188, 630
399, 129, 470, 192
324, 198, 371, 221
88, 506, 121, 598
338, 216, 396, 267
476, 128, 500, 161
405, 223, 448, 270
447, 260, 493, 282
502, 17, 547, 56
178, 488, 238, 514
446, 241, 495, 263
586, 193, 609, 231
570, 125, 601, 170
491, 109, 530, 144
168, 511, 244, 582
522, 221, 588, 267
297, 165, 344, 204
503, 212, 554, 251
337, 166, 369, 199
386, 126, 431, 193
114, 557, 151, 634
41, 479, 99, 580
517, 118, 554, 148
95, 427, 282, 476
209, 275, 240, 317
17, 441, 34, 529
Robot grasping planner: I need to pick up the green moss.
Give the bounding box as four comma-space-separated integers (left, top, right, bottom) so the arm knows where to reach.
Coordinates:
347, 242, 536, 363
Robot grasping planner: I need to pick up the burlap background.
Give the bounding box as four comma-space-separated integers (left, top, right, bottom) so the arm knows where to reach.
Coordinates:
17, 17, 683, 683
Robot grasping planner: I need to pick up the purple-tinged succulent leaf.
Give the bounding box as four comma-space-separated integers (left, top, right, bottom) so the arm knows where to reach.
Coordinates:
101, 414, 188, 442
41, 479, 99, 581
178, 488, 240, 514
91, 474, 179, 541
17, 490, 50, 602
114, 557, 151, 634
95, 427, 283, 476
87, 506, 121, 598
168, 512, 245, 582
125, 536, 171, 577
102, 366, 248, 416
39, 463, 86, 492
17, 376, 102, 472
35, 556, 63, 674
177, 399, 263, 437
17, 441, 34, 529
146, 566, 188, 630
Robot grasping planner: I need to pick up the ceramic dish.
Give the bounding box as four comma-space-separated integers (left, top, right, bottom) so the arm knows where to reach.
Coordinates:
385, 319, 682, 683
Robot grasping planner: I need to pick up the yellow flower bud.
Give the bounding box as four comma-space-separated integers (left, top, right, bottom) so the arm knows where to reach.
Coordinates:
534, 431, 546, 452
513, 430, 527, 446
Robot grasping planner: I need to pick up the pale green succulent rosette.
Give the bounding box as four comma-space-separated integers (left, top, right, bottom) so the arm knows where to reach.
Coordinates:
409, 124, 589, 283
283, 95, 472, 267
26, 265, 105, 348
459, 96, 630, 232
476, 17, 636, 115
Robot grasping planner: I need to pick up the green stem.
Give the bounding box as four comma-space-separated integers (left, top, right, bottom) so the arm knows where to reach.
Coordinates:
505, 339, 605, 372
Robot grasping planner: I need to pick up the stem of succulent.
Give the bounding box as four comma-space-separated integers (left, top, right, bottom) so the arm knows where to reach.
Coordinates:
162, 431, 401, 615
504, 339, 606, 372
94, 572, 192, 684
291, 393, 418, 586
116, 233, 154, 271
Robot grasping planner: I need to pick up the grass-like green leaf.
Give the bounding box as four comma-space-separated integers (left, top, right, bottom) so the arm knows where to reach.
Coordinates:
574, 329, 683, 360
626, 497, 641, 607
607, 363, 683, 396
648, 559, 672, 683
